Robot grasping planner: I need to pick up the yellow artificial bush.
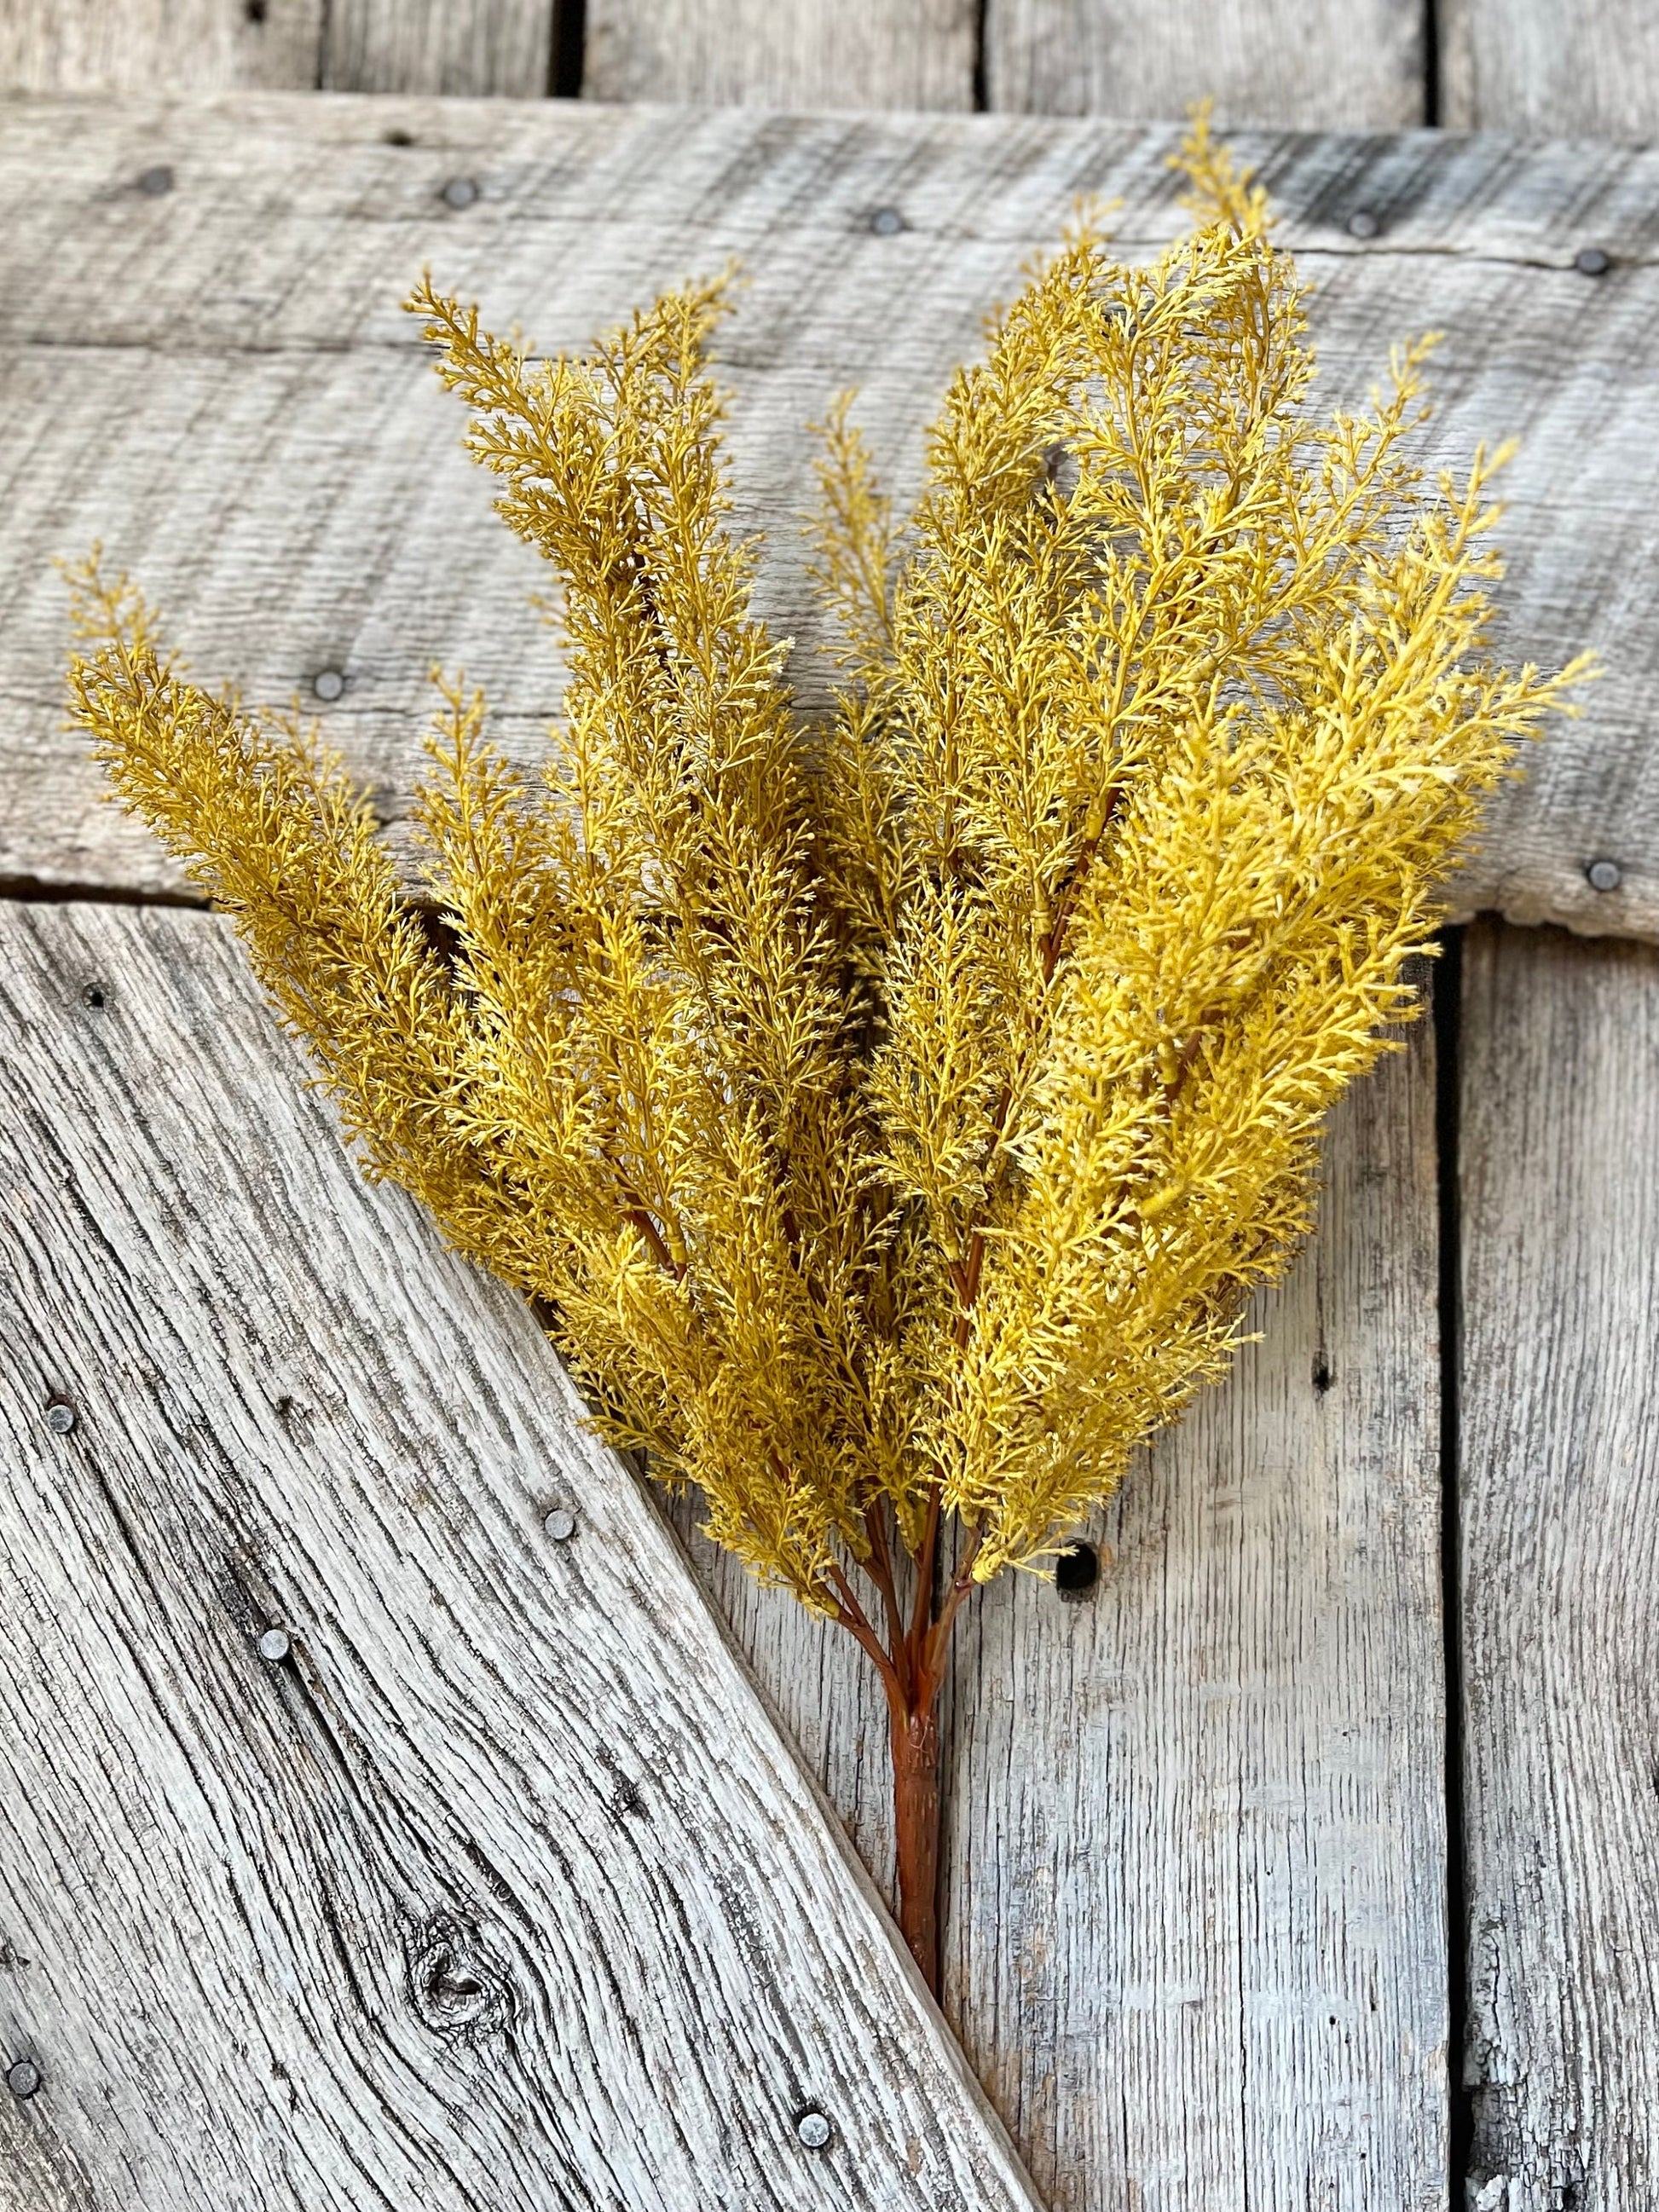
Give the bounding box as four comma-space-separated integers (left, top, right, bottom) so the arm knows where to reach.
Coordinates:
66, 118, 1581, 1990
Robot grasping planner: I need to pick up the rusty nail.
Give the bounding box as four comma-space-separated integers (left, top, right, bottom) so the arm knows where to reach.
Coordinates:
257, 1627, 292, 1664
6, 2059, 41, 2100
44, 1401, 76, 1436
1575, 246, 1611, 276
1586, 857, 1623, 892
795, 2108, 832, 2149
543, 1506, 578, 1542
441, 176, 479, 210
1346, 210, 1379, 240
869, 207, 905, 236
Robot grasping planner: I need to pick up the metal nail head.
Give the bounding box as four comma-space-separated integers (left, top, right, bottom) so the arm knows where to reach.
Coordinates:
1575, 246, 1611, 277
795, 2109, 833, 2150
6, 2059, 41, 2100
870, 207, 905, 236
257, 1627, 292, 1664
543, 1506, 578, 1543
1346, 210, 1379, 240
312, 668, 346, 703
441, 176, 480, 210
137, 165, 174, 197
1587, 857, 1623, 892
44, 1401, 76, 1436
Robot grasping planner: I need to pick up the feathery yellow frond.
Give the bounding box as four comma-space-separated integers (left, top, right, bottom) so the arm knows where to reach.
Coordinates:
69, 136, 1587, 1990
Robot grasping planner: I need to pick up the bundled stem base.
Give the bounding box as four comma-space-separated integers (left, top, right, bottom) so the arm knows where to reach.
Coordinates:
826, 1495, 985, 1995
889, 1699, 943, 1994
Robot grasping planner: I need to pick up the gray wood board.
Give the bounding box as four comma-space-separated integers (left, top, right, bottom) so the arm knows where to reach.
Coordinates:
0, 95, 1655, 940
1440, 0, 1659, 138
0, 1, 323, 92
984, 0, 1425, 128
322, 2, 555, 97
674, 1001, 1449, 2209
581, 0, 975, 109
0, 898, 1042, 2212
0, 0, 553, 96
1457, 921, 1659, 2208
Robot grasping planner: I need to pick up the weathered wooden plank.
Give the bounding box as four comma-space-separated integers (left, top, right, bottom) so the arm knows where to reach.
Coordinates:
675, 1006, 1451, 2209
0, 898, 1043, 2212
947, 1003, 1449, 2209
1439, 0, 1659, 138
581, 0, 975, 109
321, 1, 553, 97
1, 96, 1655, 943
0, 1, 321, 91
1457, 921, 1659, 2208
0, 0, 559, 99
667, 1497, 900, 1910
984, 0, 1424, 128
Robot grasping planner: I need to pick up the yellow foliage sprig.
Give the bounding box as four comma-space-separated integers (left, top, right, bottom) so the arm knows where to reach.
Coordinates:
66, 118, 1586, 1992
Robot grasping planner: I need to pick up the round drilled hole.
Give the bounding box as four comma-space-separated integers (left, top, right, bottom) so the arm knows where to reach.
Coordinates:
1054, 1541, 1100, 1597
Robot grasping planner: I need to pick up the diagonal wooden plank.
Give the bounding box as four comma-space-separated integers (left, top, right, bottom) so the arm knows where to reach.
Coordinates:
581, 0, 976, 109
0, 96, 1654, 940
1457, 921, 1659, 2207
984, 0, 1424, 129
0, 898, 1043, 2212
676, 995, 1449, 2209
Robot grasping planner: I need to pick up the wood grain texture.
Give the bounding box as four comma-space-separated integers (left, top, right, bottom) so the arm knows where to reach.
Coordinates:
666, 1497, 901, 1911
946, 1009, 1449, 2209
1457, 923, 1659, 2209
581, 0, 975, 109
0, 898, 1043, 2212
0, 0, 321, 91
322, 1, 552, 97
984, 0, 1424, 128
1, 98, 1653, 942
1439, 0, 1659, 137
671, 1006, 1449, 2209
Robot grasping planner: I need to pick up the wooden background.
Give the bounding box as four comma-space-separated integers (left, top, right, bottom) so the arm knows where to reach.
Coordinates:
8, 0, 1659, 134
1, 8, 1656, 2212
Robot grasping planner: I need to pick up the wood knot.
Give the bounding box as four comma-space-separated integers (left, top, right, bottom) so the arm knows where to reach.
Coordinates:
405, 1912, 514, 2041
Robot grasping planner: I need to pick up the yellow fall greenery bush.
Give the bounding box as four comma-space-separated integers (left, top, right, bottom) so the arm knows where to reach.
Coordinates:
65, 118, 1582, 1987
